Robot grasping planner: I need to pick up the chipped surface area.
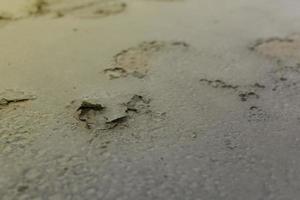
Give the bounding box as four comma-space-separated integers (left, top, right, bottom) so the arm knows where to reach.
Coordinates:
69, 94, 152, 130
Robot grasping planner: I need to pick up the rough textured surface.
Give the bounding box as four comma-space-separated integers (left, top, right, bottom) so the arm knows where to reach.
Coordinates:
1, 0, 300, 200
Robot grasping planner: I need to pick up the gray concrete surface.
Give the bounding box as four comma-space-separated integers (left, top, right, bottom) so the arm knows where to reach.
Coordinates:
0, 0, 300, 199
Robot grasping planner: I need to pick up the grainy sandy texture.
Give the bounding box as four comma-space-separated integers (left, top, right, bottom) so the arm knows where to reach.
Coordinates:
0, 0, 300, 200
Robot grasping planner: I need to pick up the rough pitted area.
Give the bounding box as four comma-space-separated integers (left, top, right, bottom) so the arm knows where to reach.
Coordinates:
0, 151, 102, 200
246, 106, 269, 122
270, 64, 300, 92
104, 41, 190, 79
0, 109, 49, 154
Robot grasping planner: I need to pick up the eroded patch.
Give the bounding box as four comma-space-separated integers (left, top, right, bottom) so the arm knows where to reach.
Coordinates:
104, 41, 189, 79
250, 33, 300, 92
250, 34, 300, 64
